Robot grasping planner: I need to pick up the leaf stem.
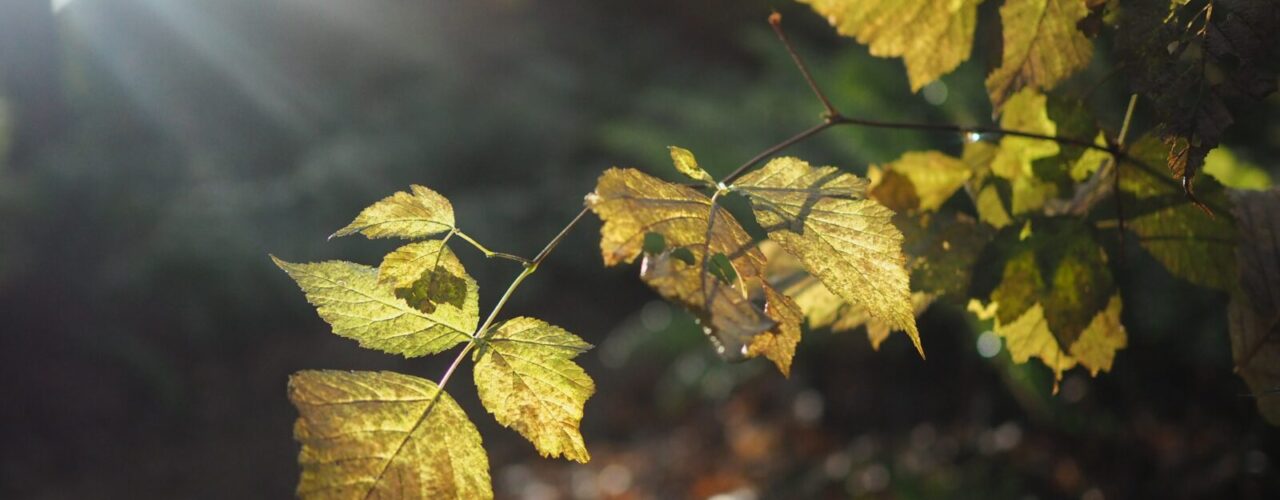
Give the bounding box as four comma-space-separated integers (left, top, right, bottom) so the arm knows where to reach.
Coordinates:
455, 229, 532, 264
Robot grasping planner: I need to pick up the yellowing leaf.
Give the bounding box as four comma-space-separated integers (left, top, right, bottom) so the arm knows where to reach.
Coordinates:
971, 300, 1079, 383
1069, 294, 1127, 376
989, 219, 1113, 348
273, 257, 477, 357
1069, 133, 1111, 182
986, 0, 1093, 108
762, 240, 931, 351
801, 0, 984, 91
669, 146, 715, 184
991, 89, 1061, 214
288, 370, 491, 499
473, 317, 595, 462
587, 168, 774, 359
332, 185, 455, 239
378, 240, 477, 316
1121, 136, 1238, 291
873, 151, 972, 212
748, 284, 804, 376
735, 157, 923, 357
1227, 188, 1280, 424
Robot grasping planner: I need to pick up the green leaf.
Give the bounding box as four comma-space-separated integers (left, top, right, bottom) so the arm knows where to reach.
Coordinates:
669, 146, 716, 184
473, 317, 596, 462
735, 157, 923, 357
273, 257, 476, 357
332, 185, 455, 239
986, 0, 1093, 108
799, 0, 984, 92
1121, 136, 1238, 291
288, 370, 491, 499
970, 300, 1079, 383
1227, 188, 1280, 425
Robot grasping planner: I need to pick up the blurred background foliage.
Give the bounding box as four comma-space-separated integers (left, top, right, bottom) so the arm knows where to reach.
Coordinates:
0, 0, 1277, 498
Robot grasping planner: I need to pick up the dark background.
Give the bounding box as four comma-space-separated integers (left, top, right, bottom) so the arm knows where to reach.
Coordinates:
1, 0, 1277, 498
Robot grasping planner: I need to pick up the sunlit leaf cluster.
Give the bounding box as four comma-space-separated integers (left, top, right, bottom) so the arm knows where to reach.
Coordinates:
272, 3, 1280, 496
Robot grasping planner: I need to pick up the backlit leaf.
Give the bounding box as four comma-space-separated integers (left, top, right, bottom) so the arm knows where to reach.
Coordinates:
991, 89, 1061, 214
1069, 294, 1127, 376
587, 167, 775, 360
985, 0, 1093, 108
332, 185, 455, 239
669, 146, 716, 184
735, 157, 923, 357
988, 219, 1113, 348
273, 257, 476, 357
761, 240, 931, 351
473, 317, 595, 462
1204, 148, 1272, 191
288, 370, 491, 499
1227, 188, 1280, 424
1121, 136, 1238, 291
872, 151, 972, 212
748, 283, 804, 376
378, 240, 477, 315
800, 0, 984, 91
970, 300, 1078, 383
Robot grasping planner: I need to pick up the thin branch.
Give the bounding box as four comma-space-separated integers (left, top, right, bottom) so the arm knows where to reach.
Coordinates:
455, 230, 532, 264
722, 121, 837, 185
769, 12, 839, 118
532, 206, 591, 266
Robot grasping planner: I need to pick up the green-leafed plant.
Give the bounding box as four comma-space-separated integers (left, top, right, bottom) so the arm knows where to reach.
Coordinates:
274, 2, 1279, 497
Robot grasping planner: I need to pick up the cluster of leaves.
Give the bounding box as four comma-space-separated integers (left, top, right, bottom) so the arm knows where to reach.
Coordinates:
275, 187, 593, 497
800, 0, 1278, 401
272, 1, 1279, 497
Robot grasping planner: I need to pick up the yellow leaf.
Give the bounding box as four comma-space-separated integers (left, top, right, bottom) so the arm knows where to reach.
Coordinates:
1227, 188, 1280, 424
289, 370, 491, 499
735, 157, 923, 357
748, 284, 804, 376
377, 241, 477, 317
273, 257, 477, 357
975, 185, 1014, 229
988, 219, 1113, 347
972, 300, 1079, 383
473, 317, 595, 462
872, 151, 972, 212
587, 168, 775, 359
985, 0, 1093, 108
669, 146, 715, 184
332, 185, 455, 239
1069, 133, 1111, 181
1069, 294, 1127, 375
801, 0, 984, 91
991, 89, 1061, 214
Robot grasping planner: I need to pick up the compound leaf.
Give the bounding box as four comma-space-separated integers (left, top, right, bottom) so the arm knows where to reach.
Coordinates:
473, 317, 595, 462
986, 0, 1093, 109
736, 157, 923, 357
971, 300, 1079, 383
800, 0, 984, 91
332, 185, 455, 240
289, 370, 491, 499
273, 257, 476, 357
1069, 294, 1127, 376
